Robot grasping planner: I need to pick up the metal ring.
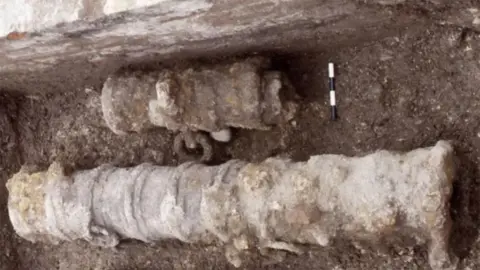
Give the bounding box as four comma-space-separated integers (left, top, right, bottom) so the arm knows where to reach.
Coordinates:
173, 132, 213, 162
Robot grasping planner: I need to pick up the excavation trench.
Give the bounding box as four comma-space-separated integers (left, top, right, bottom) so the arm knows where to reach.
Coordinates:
2, 1, 480, 270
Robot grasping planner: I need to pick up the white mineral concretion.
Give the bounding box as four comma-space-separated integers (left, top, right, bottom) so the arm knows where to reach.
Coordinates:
210, 128, 232, 142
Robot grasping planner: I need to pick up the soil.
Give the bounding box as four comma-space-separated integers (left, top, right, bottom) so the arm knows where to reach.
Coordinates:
2, 18, 480, 270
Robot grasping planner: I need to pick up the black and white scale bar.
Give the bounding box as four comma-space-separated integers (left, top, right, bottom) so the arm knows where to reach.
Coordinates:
328, 63, 337, 120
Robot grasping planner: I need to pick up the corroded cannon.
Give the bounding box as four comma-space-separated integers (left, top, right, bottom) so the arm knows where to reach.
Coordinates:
101, 57, 297, 161
7, 141, 456, 269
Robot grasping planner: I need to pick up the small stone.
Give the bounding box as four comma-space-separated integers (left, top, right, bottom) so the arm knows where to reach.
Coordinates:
375, 0, 405, 5
210, 128, 232, 142
427, 0, 447, 4
474, 17, 480, 25
225, 245, 242, 267
233, 235, 249, 250
380, 50, 393, 61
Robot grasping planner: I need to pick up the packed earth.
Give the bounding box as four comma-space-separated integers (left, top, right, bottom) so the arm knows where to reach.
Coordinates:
4, 3, 480, 269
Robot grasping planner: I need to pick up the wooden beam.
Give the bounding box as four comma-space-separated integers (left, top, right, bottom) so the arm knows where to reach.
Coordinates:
0, 0, 422, 91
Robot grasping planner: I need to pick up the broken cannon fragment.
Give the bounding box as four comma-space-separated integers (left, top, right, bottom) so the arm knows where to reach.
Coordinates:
7, 141, 456, 269
101, 57, 297, 141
